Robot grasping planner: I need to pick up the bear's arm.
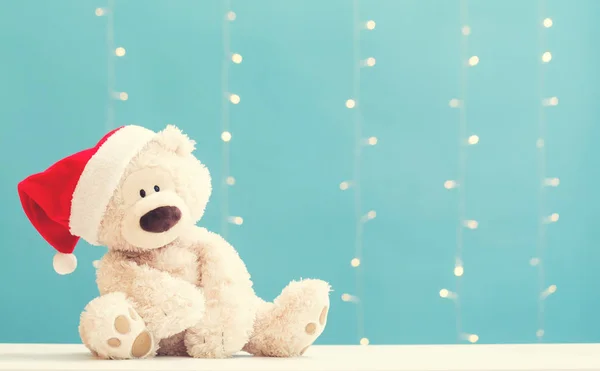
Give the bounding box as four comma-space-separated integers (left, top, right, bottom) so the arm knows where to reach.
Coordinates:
96, 251, 206, 340
185, 227, 258, 349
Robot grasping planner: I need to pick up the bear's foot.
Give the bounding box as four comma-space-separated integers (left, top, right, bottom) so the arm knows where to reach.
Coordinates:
244, 278, 331, 357
79, 292, 155, 359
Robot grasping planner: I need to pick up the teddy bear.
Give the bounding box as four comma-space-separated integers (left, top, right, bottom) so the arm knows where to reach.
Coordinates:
17, 124, 331, 359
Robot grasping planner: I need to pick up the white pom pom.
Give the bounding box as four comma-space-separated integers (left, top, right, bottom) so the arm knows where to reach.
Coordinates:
53, 252, 77, 275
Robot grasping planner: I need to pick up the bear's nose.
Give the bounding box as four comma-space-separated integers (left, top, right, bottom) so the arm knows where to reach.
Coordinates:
139, 206, 182, 233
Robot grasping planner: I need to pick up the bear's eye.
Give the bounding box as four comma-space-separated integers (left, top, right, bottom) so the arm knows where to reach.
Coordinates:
154, 185, 160, 192
139, 189, 146, 198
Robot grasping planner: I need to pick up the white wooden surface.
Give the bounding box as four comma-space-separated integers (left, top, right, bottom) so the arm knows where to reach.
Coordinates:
1, 343, 600, 371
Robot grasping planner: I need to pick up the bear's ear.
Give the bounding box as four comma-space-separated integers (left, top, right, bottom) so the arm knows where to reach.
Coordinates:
157, 125, 196, 156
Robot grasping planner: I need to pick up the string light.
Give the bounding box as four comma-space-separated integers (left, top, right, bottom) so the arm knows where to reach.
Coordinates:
228, 216, 244, 225
365, 57, 376, 67
535, 2, 558, 342
544, 212, 559, 223
220, 1, 241, 239
542, 51, 552, 63
221, 131, 232, 142
444, 180, 458, 189
340, 2, 376, 347
464, 220, 479, 229
462, 333, 479, 343
341, 293, 358, 303
543, 177, 560, 187
442, 0, 479, 344
95, 8, 105, 16
359, 210, 377, 224
454, 264, 464, 277
542, 96, 558, 106
229, 93, 241, 104
536, 138, 545, 148
540, 284, 557, 299
231, 53, 243, 64
439, 288, 457, 300
448, 98, 461, 108
115, 47, 126, 57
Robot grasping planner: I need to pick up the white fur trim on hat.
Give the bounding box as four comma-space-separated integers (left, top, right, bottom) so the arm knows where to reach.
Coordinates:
69, 125, 156, 245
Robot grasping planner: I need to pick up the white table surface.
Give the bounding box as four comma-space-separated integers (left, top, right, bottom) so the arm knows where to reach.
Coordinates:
1, 343, 600, 371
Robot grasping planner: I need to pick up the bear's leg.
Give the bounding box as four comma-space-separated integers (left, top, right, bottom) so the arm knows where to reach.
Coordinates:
243, 279, 331, 357
79, 292, 156, 359
183, 305, 255, 359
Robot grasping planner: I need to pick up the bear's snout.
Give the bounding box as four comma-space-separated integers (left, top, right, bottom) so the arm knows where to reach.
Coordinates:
139, 206, 182, 233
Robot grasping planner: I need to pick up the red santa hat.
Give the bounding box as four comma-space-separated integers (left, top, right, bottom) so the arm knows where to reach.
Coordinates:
17, 125, 157, 275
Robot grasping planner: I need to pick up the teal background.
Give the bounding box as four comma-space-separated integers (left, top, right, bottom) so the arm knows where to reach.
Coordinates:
1, 0, 599, 345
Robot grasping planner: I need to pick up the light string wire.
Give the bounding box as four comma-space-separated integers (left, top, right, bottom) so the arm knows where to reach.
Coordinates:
440, 0, 479, 344
454, 0, 469, 343
340, 2, 377, 346
536, 0, 548, 343
221, 0, 233, 240
351, 0, 365, 346
105, 0, 115, 131
220, 4, 242, 240
96, 1, 127, 131
535, 0, 558, 342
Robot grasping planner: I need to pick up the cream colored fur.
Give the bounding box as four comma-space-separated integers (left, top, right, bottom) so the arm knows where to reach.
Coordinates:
78, 125, 331, 359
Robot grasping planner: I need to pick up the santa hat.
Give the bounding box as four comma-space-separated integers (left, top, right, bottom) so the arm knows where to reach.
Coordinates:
17, 125, 157, 275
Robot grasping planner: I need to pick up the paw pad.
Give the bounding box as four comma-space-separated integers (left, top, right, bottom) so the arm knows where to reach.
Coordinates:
128, 308, 138, 320
131, 331, 153, 358
101, 305, 153, 359
114, 315, 131, 334
319, 306, 328, 325
305, 323, 317, 335
107, 338, 121, 347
